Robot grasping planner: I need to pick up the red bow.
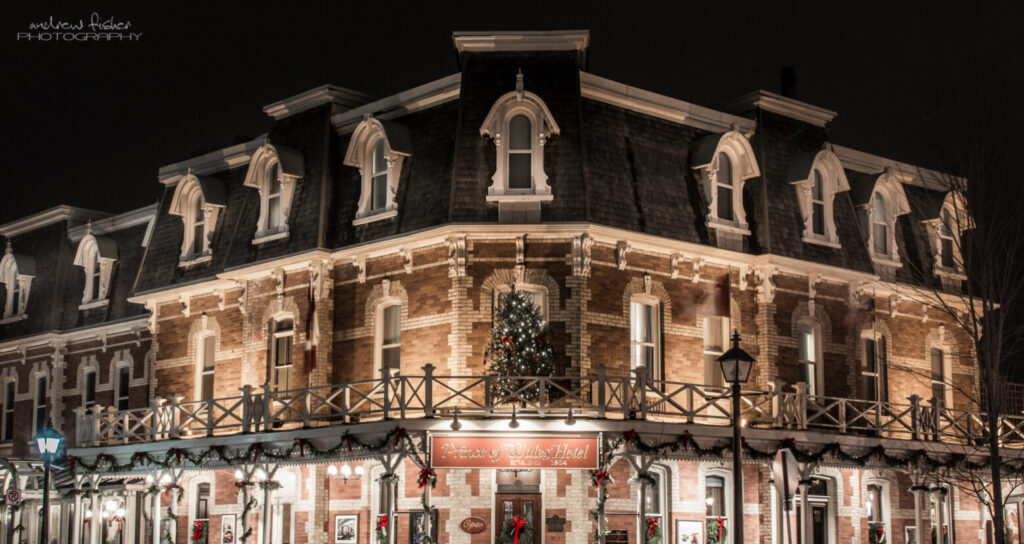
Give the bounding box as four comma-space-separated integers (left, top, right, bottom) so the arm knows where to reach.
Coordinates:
418, 468, 435, 488
376, 515, 388, 531
623, 430, 637, 443
510, 516, 527, 544
716, 517, 724, 540
647, 518, 659, 536
394, 428, 407, 446
192, 521, 204, 542
344, 434, 354, 451
594, 471, 609, 486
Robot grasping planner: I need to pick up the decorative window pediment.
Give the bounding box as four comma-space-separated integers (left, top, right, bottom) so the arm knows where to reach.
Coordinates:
169, 171, 227, 263
0, 241, 35, 321
73, 227, 118, 306
480, 72, 560, 202
788, 148, 850, 247
344, 115, 413, 225
691, 130, 761, 235
854, 170, 910, 267
244, 142, 304, 243
924, 191, 970, 279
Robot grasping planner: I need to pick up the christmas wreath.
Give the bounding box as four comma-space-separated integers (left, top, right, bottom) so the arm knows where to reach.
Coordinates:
498, 515, 534, 544
706, 517, 727, 544
868, 522, 885, 544
375, 515, 389, 544
192, 520, 206, 543
645, 518, 662, 544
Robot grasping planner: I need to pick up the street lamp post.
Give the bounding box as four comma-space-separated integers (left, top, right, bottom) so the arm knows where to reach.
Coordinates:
35, 420, 64, 544
718, 331, 755, 544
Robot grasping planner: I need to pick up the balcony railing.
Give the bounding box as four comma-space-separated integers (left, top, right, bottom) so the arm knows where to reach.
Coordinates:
73, 364, 1024, 448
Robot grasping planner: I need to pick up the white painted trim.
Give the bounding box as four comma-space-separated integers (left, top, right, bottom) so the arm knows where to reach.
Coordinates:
332, 74, 462, 133
78, 299, 110, 311
67, 204, 158, 242
832, 144, 959, 191
251, 231, 290, 245
351, 210, 398, 226
345, 117, 409, 220
484, 193, 554, 203
0, 316, 148, 353
724, 90, 837, 127
452, 30, 590, 53
580, 72, 757, 134
263, 84, 375, 120
0, 206, 108, 237
158, 136, 267, 184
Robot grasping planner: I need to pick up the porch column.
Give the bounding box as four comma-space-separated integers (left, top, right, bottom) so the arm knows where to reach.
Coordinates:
169, 486, 180, 544
90, 496, 102, 544
261, 484, 273, 544
386, 474, 398, 544
931, 485, 947, 542
125, 492, 138, 544
151, 492, 161, 544
798, 480, 810, 544
913, 485, 928, 543
70, 495, 82, 544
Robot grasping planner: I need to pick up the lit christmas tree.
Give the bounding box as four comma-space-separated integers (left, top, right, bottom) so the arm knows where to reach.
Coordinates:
486, 286, 556, 401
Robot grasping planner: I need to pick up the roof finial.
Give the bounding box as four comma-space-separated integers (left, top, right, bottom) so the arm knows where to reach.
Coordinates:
4, 240, 11, 254
515, 69, 524, 100
86, 220, 93, 236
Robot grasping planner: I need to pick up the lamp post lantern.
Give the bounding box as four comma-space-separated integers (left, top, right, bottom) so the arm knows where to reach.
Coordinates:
35, 419, 64, 544
717, 331, 755, 544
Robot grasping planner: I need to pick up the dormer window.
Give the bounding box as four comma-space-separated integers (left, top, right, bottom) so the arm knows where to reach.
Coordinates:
872, 194, 888, 255
169, 172, 227, 264
73, 230, 118, 307
0, 242, 35, 321
857, 171, 910, 267
691, 131, 761, 241
789, 148, 849, 247
244, 142, 304, 243
926, 191, 970, 278
344, 115, 413, 225
480, 72, 560, 203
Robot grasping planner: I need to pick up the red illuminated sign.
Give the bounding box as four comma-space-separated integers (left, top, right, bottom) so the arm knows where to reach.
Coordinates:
430, 435, 599, 469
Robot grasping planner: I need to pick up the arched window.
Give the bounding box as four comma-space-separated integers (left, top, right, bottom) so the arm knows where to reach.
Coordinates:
1, 259, 19, 318
375, 301, 402, 376
811, 170, 825, 236
344, 116, 412, 225
2, 379, 15, 442
191, 194, 206, 257
861, 334, 888, 403
872, 193, 888, 256
267, 163, 284, 229
859, 172, 910, 266
169, 172, 226, 262
691, 131, 761, 242
197, 333, 216, 402
33, 374, 47, 435
74, 232, 118, 305
928, 191, 970, 278
630, 296, 661, 380
798, 321, 822, 397
244, 142, 304, 242
716, 153, 735, 222
115, 365, 130, 411
479, 72, 560, 202
272, 318, 294, 391
493, 284, 548, 321
83, 369, 97, 411
0, 244, 34, 320
703, 316, 730, 388
789, 149, 849, 246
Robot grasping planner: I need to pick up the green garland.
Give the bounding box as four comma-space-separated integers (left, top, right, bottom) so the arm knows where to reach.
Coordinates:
868, 521, 886, 544
498, 516, 535, 544
644, 518, 662, 544
590, 436, 625, 544
706, 517, 727, 544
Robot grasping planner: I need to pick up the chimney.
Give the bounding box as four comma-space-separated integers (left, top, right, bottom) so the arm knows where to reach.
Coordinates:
780, 67, 797, 99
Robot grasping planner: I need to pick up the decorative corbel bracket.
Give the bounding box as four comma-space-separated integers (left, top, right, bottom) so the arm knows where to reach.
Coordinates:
754, 266, 776, 304
642, 273, 652, 294
402, 247, 414, 275
889, 293, 904, 318
351, 256, 366, 284
691, 259, 705, 284
310, 259, 334, 300
670, 254, 683, 280
571, 234, 593, 277
178, 294, 191, 318
447, 235, 467, 278
616, 241, 631, 271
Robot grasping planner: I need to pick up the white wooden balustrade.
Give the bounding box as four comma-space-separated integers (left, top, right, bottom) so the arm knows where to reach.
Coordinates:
72, 364, 1024, 448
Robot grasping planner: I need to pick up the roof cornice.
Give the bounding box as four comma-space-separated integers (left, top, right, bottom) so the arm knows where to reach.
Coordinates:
725, 90, 837, 128
452, 30, 590, 54
0, 206, 109, 237
580, 72, 757, 135
157, 136, 267, 185
832, 144, 958, 191
331, 73, 462, 133
68, 203, 158, 243
263, 84, 376, 120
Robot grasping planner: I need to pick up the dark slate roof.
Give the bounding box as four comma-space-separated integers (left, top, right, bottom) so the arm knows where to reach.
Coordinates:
379, 120, 414, 156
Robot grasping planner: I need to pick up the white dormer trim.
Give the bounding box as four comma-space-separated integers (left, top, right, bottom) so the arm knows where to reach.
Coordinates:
344, 115, 412, 225
791, 148, 850, 247
244, 143, 304, 243
0, 243, 34, 321
73, 231, 118, 305
691, 131, 761, 235
925, 191, 971, 279
480, 72, 560, 202
865, 170, 911, 267
169, 172, 227, 264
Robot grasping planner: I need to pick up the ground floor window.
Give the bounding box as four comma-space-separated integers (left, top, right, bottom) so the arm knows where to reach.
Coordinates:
706, 474, 729, 543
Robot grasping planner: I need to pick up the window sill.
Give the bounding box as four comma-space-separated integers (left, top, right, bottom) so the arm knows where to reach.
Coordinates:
79, 299, 110, 311
179, 254, 213, 268
802, 236, 842, 249
870, 255, 903, 269
353, 209, 398, 226
0, 314, 27, 325
707, 219, 751, 236
485, 193, 554, 203
934, 267, 966, 281
252, 230, 290, 245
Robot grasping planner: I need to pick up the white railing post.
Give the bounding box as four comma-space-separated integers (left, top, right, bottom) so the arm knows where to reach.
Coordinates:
168, 395, 182, 439
773, 379, 787, 427
73, 407, 85, 445
381, 367, 392, 420
240, 385, 253, 433
596, 365, 607, 419
422, 364, 435, 418
909, 395, 922, 441
538, 377, 548, 417
793, 382, 809, 429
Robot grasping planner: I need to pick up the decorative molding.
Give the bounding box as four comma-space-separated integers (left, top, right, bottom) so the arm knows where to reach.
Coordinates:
178, 294, 191, 318
571, 234, 593, 277
401, 247, 413, 275
889, 294, 904, 318
332, 73, 461, 133
263, 84, 374, 120
158, 137, 266, 185
670, 253, 682, 280
452, 30, 590, 54
0, 205, 108, 238
446, 235, 467, 278
616, 241, 631, 271
724, 90, 837, 128
310, 259, 333, 300
642, 273, 652, 294
351, 256, 366, 284
755, 266, 777, 304
691, 258, 705, 284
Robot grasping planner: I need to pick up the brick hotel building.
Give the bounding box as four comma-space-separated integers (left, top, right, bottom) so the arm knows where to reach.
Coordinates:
0, 30, 1017, 544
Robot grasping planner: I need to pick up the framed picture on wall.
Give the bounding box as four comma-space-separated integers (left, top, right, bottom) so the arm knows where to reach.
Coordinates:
905, 526, 917, 544
676, 520, 703, 544
335, 514, 358, 544
221, 514, 236, 544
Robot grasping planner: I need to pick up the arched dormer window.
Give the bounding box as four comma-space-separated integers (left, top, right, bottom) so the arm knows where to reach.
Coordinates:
788, 148, 850, 247
73, 230, 118, 307
0, 241, 35, 321
344, 115, 413, 225
691, 131, 761, 240
925, 191, 970, 278
169, 172, 227, 263
864, 172, 910, 266
479, 72, 560, 202
243, 142, 304, 243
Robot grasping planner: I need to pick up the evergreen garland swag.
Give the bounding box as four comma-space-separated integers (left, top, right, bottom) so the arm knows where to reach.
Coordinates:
486, 287, 556, 401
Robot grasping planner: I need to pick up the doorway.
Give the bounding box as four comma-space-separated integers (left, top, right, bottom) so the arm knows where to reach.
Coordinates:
796, 503, 829, 544
495, 494, 541, 543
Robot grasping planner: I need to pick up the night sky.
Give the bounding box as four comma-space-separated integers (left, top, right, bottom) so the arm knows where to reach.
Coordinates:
1, 1, 1022, 224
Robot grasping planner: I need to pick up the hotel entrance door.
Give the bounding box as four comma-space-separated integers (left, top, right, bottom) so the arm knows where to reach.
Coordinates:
495, 494, 542, 542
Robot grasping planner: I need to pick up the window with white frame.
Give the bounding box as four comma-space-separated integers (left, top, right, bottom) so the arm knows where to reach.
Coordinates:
195, 483, 210, 542
0, 258, 19, 318
630, 298, 661, 379
73, 233, 118, 305
344, 117, 412, 224
2, 380, 14, 442
640, 466, 668, 536
0, 246, 34, 319
790, 150, 849, 246
796, 477, 832, 544
33, 374, 47, 435
872, 193, 888, 256
116, 365, 130, 411
798, 322, 821, 397
272, 318, 294, 391
939, 209, 955, 269
169, 173, 226, 262
703, 317, 729, 388
376, 301, 401, 375
930, 348, 951, 406
861, 336, 888, 403
493, 285, 548, 321
198, 334, 216, 401
83, 370, 97, 411
479, 72, 560, 201
705, 474, 729, 543
929, 192, 970, 277
865, 480, 889, 538
244, 143, 303, 242
864, 174, 910, 266
691, 131, 761, 236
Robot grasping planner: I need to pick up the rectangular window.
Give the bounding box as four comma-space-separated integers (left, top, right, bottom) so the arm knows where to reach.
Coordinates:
196, 483, 210, 542
811, 172, 826, 236
508, 115, 532, 189
2, 381, 14, 442
201, 335, 216, 401
371, 173, 388, 211
84, 371, 97, 410
494, 288, 548, 321
35, 376, 47, 435
281, 503, 292, 544
116, 366, 130, 411
931, 348, 946, 405
273, 320, 294, 391
380, 304, 401, 372
798, 323, 818, 397
630, 301, 660, 379
872, 223, 888, 255
940, 210, 955, 268
192, 198, 206, 257
866, 484, 883, 522
268, 174, 283, 229
90, 264, 102, 300
642, 471, 664, 535
716, 186, 734, 221
703, 317, 728, 388
705, 476, 727, 538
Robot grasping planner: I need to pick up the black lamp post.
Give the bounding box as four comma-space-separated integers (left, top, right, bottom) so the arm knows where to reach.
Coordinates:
35, 420, 63, 544
717, 331, 754, 544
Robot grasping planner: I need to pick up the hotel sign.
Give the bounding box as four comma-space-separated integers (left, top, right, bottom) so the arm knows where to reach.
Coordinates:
430, 435, 599, 469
